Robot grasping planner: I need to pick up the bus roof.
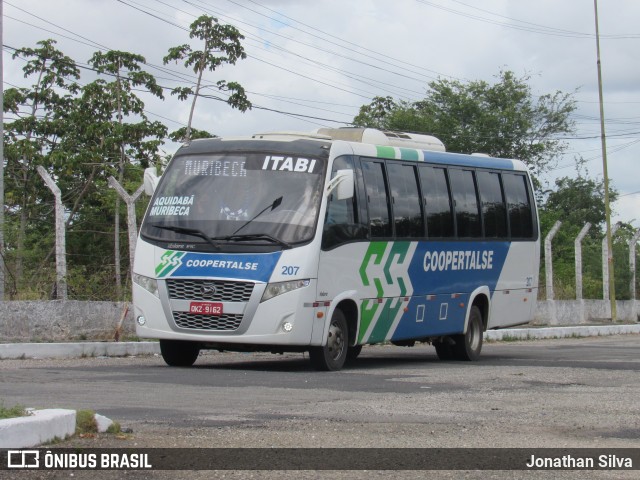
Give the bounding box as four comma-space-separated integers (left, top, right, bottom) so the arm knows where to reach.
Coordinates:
182, 128, 529, 172
345, 141, 526, 171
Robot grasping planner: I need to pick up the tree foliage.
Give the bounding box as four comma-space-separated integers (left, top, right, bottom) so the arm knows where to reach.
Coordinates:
163, 15, 251, 142
538, 173, 636, 300
3, 40, 81, 294
1, 29, 257, 299
354, 71, 577, 180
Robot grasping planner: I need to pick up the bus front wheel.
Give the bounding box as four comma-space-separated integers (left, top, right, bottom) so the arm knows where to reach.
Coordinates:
160, 340, 200, 367
309, 309, 348, 371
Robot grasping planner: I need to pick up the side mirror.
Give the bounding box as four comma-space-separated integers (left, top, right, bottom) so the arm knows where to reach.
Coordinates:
143, 167, 159, 196
327, 169, 354, 200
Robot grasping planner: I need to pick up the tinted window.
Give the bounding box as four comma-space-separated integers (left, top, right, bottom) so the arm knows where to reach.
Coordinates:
477, 171, 507, 238
141, 152, 325, 248
387, 163, 423, 238
362, 160, 391, 238
503, 173, 533, 238
322, 156, 367, 249
448, 169, 481, 238
419, 166, 454, 238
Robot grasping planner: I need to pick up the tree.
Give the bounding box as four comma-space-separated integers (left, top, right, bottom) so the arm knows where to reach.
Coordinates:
353, 96, 396, 130
168, 126, 215, 143
163, 15, 251, 142
544, 175, 616, 233
354, 71, 576, 180
2, 39, 80, 293
539, 172, 619, 300
84, 50, 167, 298
4, 40, 173, 299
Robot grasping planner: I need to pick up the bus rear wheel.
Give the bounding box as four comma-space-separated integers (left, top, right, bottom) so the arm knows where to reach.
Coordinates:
453, 306, 483, 361
309, 309, 348, 371
160, 340, 200, 367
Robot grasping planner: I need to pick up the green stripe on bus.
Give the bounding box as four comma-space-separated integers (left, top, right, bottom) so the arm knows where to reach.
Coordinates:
156, 251, 186, 277
375, 145, 396, 159
368, 298, 404, 343
383, 242, 411, 296
399, 148, 420, 161
359, 299, 379, 343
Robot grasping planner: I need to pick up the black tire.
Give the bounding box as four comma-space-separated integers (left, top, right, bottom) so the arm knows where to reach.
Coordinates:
452, 306, 483, 361
347, 345, 363, 361
434, 339, 455, 360
309, 309, 349, 371
160, 340, 200, 367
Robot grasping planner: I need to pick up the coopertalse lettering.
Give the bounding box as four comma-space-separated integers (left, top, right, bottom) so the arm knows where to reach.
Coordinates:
423, 250, 494, 272
185, 259, 259, 271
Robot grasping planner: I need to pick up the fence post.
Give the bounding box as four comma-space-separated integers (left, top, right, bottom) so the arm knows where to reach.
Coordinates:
574, 223, 591, 301
108, 177, 144, 277
545, 221, 562, 300
602, 222, 620, 301
574, 223, 591, 324
630, 228, 640, 322
545, 221, 562, 325
37, 166, 67, 300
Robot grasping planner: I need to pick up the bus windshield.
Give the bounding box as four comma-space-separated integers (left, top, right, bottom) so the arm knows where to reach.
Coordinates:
141, 152, 326, 248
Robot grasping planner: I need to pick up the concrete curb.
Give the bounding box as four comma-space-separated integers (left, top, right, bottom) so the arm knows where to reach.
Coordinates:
0, 341, 160, 360
0, 409, 76, 448
0, 410, 117, 449
486, 324, 640, 341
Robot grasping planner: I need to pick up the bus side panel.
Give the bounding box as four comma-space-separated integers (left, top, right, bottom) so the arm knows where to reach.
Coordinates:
393, 240, 510, 341
318, 240, 514, 344
488, 240, 539, 329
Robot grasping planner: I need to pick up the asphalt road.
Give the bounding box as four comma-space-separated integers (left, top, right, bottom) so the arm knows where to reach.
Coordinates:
1, 335, 639, 479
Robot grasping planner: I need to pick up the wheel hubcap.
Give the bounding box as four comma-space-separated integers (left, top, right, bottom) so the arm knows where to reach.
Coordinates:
469, 319, 481, 351
327, 321, 345, 361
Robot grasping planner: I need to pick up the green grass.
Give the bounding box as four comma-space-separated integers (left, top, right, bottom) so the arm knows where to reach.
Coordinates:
75, 409, 98, 434
0, 401, 28, 419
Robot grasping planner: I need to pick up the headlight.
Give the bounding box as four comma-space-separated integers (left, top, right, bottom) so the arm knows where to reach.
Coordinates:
133, 273, 159, 297
261, 279, 310, 302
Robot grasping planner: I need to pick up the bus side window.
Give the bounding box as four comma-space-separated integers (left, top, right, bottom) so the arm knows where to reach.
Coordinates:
448, 168, 482, 238
503, 173, 534, 239
387, 163, 424, 238
477, 171, 507, 238
361, 159, 392, 238
419, 166, 454, 238
322, 156, 367, 250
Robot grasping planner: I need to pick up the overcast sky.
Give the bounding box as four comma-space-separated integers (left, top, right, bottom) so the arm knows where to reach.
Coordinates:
4, 0, 640, 227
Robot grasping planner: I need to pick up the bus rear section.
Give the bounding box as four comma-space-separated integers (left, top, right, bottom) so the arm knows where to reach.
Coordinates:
132, 128, 540, 371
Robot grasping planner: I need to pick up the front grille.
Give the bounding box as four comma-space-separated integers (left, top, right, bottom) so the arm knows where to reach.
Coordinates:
172, 312, 243, 331
166, 279, 254, 302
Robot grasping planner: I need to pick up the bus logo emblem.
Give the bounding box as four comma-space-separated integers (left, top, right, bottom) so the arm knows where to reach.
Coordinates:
201, 284, 216, 296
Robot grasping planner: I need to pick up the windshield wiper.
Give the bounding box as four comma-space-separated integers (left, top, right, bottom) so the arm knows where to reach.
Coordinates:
151, 224, 220, 250
151, 224, 292, 250
232, 196, 283, 235
210, 233, 292, 250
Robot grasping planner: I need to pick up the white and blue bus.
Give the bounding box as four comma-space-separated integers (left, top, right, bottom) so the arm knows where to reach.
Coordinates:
133, 128, 540, 371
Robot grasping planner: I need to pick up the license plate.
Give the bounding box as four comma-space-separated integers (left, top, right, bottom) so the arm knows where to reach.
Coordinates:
189, 302, 223, 315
